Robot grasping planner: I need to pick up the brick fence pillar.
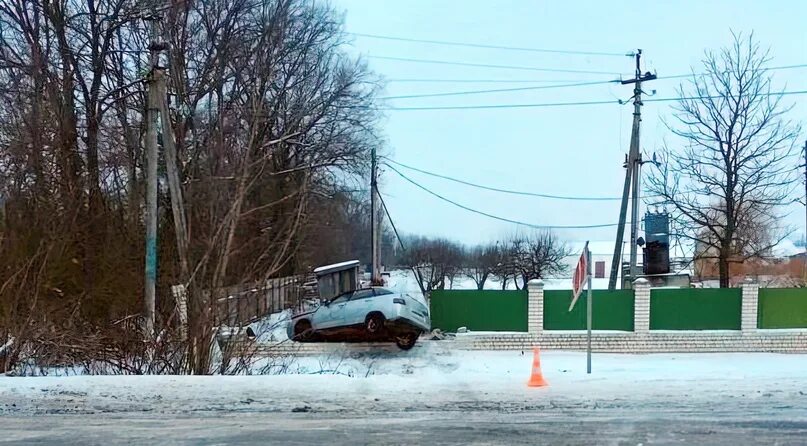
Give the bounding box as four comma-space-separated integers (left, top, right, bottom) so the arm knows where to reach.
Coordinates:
741, 278, 759, 332
527, 279, 544, 334
633, 278, 650, 333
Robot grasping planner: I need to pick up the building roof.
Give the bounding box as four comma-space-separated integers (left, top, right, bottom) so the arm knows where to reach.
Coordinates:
313, 260, 360, 275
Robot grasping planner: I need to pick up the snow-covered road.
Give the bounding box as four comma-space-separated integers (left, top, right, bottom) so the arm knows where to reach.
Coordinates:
1, 346, 806, 444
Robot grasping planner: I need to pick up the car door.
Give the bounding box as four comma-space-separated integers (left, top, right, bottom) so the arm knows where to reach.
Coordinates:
342, 289, 375, 326
313, 292, 352, 330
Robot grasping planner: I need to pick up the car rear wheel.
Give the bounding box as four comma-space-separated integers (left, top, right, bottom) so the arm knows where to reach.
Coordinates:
395, 332, 419, 350
293, 320, 313, 341
365, 313, 385, 335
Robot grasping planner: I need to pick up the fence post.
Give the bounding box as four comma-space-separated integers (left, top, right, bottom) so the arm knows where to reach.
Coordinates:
527, 279, 544, 334
633, 278, 650, 333
741, 277, 759, 332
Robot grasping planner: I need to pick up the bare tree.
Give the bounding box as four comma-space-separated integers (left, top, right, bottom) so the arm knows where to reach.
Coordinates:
511, 231, 570, 287
647, 33, 801, 287
0, 0, 381, 374
464, 243, 498, 290
402, 237, 463, 294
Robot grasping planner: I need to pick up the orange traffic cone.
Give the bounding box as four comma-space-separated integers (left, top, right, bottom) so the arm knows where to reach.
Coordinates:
527, 347, 548, 387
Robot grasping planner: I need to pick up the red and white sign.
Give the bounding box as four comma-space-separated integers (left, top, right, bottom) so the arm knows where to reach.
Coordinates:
569, 241, 590, 311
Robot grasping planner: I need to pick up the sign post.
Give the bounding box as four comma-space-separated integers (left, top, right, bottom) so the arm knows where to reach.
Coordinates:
586, 247, 593, 374
569, 241, 592, 374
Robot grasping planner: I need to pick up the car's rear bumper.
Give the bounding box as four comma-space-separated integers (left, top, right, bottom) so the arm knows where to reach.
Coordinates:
386, 306, 430, 333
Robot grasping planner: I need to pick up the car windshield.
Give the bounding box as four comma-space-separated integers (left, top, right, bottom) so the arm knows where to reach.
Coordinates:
351, 289, 375, 300
373, 288, 394, 296
328, 292, 352, 305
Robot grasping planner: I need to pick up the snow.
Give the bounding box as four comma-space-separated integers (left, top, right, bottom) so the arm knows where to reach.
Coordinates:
2, 346, 807, 416
313, 260, 360, 274
247, 309, 292, 343
383, 268, 610, 294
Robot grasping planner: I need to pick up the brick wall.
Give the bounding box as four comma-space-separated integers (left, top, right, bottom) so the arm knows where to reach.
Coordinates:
454, 331, 807, 353
741, 281, 760, 331
250, 330, 807, 356
527, 279, 543, 334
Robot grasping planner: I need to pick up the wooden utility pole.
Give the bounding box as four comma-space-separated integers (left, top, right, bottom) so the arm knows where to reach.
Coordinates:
608, 50, 656, 290
370, 147, 381, 285
143, 15, 161, 338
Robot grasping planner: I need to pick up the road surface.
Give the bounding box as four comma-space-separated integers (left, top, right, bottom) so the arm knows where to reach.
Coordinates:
2, 405, 806, 445
2, 350, 806, 444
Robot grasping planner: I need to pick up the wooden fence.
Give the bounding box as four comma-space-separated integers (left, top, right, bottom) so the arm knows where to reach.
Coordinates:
172, 275, 317, 328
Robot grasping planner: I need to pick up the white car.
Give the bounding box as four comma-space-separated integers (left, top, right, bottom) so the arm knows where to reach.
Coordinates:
287, 287, 431, 350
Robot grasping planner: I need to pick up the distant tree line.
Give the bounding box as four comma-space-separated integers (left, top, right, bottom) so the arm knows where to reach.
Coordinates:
397, 231, 571, 294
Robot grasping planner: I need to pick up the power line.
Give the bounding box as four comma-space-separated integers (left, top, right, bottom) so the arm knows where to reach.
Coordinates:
381, 89, 807, 111
383, 99, 615, 111
380, 79, 618, 100
377, 188, 406, 251
350, 32, 631, 57
379, 64, 807, 99
383, 158, 631, 201
368, 55, 623, 76
385, 163, 625, 229
383, 64, 807, 84
656, 63, 807, 81
385, 78, 582, 84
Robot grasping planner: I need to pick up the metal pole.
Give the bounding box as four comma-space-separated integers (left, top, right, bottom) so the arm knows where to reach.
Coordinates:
586, 245, 593, 374
143, 17, 160, 339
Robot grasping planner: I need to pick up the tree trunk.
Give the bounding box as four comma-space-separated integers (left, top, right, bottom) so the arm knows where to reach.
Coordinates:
718, 244, 731, 288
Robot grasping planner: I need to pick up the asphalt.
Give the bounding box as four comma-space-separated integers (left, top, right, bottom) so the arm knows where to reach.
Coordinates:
2, 406, 806, 445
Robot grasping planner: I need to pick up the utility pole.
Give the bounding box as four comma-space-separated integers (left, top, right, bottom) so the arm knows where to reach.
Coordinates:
803, 140, 806, 281
370, 147, 381, 285
608, 50, 656, 290
143, 15, 161, 338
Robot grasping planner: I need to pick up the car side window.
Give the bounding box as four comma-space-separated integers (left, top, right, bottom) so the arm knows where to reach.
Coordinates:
351, 289, 374, 300
329, 292, 352, 305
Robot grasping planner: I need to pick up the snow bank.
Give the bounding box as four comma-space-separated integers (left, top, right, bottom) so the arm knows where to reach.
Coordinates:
3, 348, 807, 416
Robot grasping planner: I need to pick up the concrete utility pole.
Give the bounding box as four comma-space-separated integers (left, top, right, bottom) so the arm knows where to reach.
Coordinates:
143, 7, 190, 339
143, 15, 161, 338
608, 50, 656, 290
370, 147, 381, 285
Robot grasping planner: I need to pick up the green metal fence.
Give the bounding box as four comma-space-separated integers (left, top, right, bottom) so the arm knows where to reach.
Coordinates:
649, 288, 741, 330
543, 289, 635, 331
429, 289, 528, 332
758, 288, 807, 329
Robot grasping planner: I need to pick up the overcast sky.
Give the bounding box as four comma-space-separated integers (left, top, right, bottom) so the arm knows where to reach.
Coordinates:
334, 0, 807, 248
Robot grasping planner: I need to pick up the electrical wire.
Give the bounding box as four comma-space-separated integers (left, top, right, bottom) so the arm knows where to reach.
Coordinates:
385, 78, 583, 84
656, 63, 807, 81
381, 89, 807, 111
385, 163, 626, 229
380, 79, 619, 100
384, 98, 617, 111
368, 55, 623, 75
350, 32, 631, 57
376, 187, 407, 251
383, 158, 629, 201
378, 64, 807, 101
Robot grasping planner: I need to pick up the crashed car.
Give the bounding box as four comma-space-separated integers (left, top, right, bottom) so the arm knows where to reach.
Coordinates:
287, 287, 430, 350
